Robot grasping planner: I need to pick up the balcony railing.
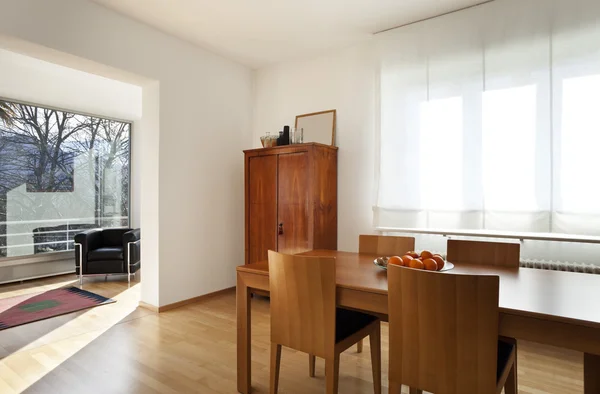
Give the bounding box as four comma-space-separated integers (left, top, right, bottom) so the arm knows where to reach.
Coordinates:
0, 216, 128, 257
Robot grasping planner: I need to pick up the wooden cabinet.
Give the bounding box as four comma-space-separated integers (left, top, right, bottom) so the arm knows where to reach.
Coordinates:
244, 143, 337, 265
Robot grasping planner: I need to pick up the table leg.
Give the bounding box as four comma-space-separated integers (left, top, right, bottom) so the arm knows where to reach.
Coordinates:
584, 353, 600, 394
237, 273, 251, 394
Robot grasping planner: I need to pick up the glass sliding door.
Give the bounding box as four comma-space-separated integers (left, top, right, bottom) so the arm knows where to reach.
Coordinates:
0, 99, 131, 259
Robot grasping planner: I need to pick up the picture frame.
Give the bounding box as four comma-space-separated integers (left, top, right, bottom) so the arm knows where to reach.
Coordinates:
294, 109, 336, 146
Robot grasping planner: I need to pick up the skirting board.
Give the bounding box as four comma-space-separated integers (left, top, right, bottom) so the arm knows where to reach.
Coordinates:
138, 301, 159, 313
139, 286, 235, 313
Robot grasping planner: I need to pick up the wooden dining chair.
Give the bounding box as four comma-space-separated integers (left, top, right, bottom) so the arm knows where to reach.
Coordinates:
356, 234, 415, 352
359, 234, 416, 257
446, 239, 520, 267
387, 264, 517, 394
268, 250, 382, 394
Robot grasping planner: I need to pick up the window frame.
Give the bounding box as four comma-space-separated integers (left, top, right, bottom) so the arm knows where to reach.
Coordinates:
0, 96, 133, 265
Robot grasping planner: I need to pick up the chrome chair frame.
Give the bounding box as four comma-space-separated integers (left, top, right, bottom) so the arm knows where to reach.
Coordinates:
127, 239, 141, 284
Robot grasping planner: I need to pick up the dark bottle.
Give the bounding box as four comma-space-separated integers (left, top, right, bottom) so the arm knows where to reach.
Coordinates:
277, 126, 290, 146
281, 125, 290, 145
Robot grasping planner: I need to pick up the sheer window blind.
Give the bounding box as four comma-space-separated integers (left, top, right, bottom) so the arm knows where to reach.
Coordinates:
375, 0, 600, 235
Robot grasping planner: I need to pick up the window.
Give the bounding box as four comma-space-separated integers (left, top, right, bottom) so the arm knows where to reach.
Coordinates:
559, 75, 600, 214
0, 99, 131, 258
482, 85, 538, 212
419, 97, 464, 211
376, 0, 600, 235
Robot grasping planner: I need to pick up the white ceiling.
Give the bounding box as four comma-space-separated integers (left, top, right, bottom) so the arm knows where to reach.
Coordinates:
92, 0, 485, 68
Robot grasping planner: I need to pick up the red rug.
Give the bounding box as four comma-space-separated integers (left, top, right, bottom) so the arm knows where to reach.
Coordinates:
0, 287, 115, 330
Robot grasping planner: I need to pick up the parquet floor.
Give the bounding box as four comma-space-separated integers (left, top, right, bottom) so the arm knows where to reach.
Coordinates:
0, 275, 584, 393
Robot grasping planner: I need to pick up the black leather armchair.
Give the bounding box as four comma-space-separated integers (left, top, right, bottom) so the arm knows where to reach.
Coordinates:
74, 228, 141, 284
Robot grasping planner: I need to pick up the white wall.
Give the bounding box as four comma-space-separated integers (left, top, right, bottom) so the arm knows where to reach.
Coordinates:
0, 48, 142, 121
0, 0, 253, 306
253, 43, 377, 252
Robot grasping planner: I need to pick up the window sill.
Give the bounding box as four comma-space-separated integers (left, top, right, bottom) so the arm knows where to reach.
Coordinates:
376, 227, 600, 245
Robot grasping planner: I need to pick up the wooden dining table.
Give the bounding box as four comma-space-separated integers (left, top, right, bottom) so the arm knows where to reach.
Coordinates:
236, 250, 600, 394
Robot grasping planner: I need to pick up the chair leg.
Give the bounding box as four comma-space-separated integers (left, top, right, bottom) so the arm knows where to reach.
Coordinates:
505, 363, 517, 394
309, 354, 316, 377
505, 346, 518, 394
270, 344, 282, 394
76, 244, 83, 287
325, 354, 340, 394
369, 322, 382, 394
357, 339, 363, 353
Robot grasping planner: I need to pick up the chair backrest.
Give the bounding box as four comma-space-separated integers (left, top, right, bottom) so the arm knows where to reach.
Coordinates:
388, 264, 500, 394
447, 239, 520, 267
101, 228, 132, 247
359, 235, 415, 256
268, 250, 336, 359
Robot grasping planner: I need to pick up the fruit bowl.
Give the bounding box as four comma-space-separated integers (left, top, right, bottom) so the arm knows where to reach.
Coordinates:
374, 257, 454, 272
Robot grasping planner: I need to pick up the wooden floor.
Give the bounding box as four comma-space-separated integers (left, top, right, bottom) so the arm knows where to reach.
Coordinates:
0, 275, 584, 393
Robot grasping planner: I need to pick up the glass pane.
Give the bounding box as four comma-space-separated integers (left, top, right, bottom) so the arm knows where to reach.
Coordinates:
419, 97, 464, 210
482, 85, 537, 212
559, 74, 600, 214
0, 100, 130, 258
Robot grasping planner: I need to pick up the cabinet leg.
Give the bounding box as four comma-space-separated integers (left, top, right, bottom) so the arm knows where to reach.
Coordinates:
584, 353, 600, 394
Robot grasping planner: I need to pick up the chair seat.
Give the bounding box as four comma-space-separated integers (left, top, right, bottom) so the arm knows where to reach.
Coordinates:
86, 260, 125, 274
335, 308, 378, 343
497, 340, 515, 382
88, 247, 124, 261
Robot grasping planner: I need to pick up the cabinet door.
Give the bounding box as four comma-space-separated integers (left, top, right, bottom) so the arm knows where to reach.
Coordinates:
277, 152, 309, 254
247, 155, 278, 264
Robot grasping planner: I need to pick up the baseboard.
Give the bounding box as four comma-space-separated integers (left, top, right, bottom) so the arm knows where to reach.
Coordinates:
138, 301, 159, 313
138, 286, 235, 313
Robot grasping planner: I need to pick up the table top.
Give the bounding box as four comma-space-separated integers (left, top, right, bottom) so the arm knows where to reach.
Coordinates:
237, 250, 600, 330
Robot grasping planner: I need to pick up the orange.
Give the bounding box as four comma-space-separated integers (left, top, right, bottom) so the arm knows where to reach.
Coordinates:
420, 250, 434, 259
432, 255, 445, 271
400, 255, 414, 266
423, 258, 438, 271
409, 259, 424, 270
406, 251, 419, 259
387, 256, 403, 267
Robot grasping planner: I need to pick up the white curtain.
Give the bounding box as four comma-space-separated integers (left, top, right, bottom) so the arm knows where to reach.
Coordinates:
375, 0, 600, 236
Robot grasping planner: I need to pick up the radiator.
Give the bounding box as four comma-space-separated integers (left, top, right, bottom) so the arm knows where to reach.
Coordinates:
433, 250, 600, 275
520, 259, 600, 274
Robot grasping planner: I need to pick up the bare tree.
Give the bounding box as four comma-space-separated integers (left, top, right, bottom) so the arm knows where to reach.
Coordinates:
0, 101, 15, 126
